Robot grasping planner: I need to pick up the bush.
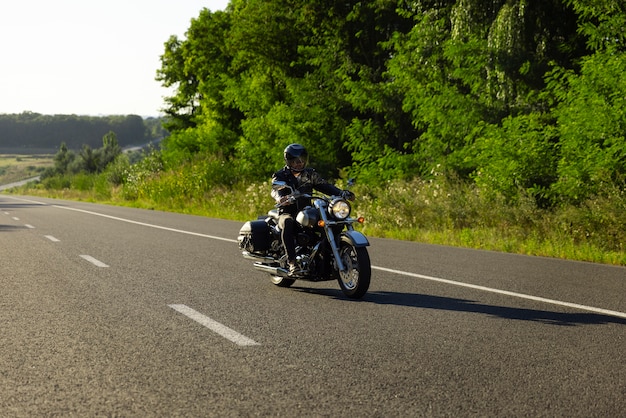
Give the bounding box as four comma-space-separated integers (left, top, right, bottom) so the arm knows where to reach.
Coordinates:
71, 173, 95, 191
121, 153, 163, 200
105, 153, 131, 186
549, 48, 626, 204
40, 175, 71, 190
556, 186, 626, 253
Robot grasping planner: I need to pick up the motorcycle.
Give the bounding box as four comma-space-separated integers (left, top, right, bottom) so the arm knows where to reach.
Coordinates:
238, 180, 371, 299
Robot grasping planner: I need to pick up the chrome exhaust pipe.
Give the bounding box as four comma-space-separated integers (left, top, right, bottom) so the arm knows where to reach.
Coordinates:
242, 251, 276, 262
252, 262, 289, 278
241, 252, 290, 277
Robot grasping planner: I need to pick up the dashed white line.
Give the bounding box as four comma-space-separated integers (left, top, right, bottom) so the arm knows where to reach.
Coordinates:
4, 196, 238, 243
4, 195, 624, 320
80, 255, 109, 268
25, 224, 35, 229
168, 304, 260, 347
45, 235, 60, 242
12, 217, 19, 221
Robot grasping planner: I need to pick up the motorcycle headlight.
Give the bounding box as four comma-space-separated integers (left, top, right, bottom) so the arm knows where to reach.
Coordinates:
329, 199, 351, 220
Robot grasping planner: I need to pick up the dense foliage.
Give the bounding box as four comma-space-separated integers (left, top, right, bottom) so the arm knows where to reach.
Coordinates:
155, 0, 625, 207
15, 0, 626, 264
0, 113, 167, 152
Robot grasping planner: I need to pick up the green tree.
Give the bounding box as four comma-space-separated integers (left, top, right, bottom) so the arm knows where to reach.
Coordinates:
53, 142, 76, 174
549, 48, 626, 203
473, 113, 559, 205
99, 131, 122, 170
154, 0, 616, 199
79, 145, 99, 173
157, 9, 237, 135
565, 0, 626, 51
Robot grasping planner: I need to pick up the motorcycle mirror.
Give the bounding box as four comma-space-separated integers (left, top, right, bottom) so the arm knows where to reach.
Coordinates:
272, 181, 293, 193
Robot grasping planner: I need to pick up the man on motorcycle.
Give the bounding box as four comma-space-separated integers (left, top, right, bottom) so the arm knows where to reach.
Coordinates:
271, 143, 355, 276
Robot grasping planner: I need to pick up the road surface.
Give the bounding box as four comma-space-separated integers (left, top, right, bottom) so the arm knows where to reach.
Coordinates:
1, 195, 624, 416
0, 177, 40, 192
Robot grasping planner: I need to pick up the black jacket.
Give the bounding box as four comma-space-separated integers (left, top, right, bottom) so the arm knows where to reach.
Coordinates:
271, 167, 343, 216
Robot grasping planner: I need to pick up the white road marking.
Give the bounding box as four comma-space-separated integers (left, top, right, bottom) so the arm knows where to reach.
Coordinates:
3, 196, 237, 243
5, 196, 624, 320
25, 224, 35, 229
45, 235, 60, 242
54, 205, 236, 243
12, 217, 19, 221
373, 266, 626, 319
80, 255, 109, 268
168, 304, 260, 347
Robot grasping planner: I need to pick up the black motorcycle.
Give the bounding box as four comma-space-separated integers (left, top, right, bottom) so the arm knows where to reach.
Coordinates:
238, 180, 371, 299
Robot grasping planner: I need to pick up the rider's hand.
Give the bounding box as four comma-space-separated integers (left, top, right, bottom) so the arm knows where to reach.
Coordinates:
279, 195, 293, 205
341, 190, 355, 201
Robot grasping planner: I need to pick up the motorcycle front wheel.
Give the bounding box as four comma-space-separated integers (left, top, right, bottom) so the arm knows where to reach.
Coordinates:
336, 242, 371, 299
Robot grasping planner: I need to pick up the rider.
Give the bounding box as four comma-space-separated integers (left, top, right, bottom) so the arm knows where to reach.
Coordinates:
271, 143, 354, 276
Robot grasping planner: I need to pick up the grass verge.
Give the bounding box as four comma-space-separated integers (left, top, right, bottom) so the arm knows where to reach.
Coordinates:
7, 167, 626, 266
0, 154, 53, 184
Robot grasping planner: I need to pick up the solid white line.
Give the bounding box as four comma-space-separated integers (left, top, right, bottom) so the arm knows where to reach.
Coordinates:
2, 197, 44, 206
3, 196, 237, 243
6, 196, 623, 319
53, 205, 238, 243
373, 266, 626, 319
80, 255, 110, 268
168, 304, 260, 346
45, 235, 60, 242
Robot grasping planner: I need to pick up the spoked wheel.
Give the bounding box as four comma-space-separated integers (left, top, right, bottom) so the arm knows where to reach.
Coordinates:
337, 242, 371, 299
270, 275, 295, 287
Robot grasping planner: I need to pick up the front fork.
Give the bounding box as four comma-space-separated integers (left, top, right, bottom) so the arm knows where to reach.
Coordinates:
314, 200, 347, 273
326, 227, 347, 273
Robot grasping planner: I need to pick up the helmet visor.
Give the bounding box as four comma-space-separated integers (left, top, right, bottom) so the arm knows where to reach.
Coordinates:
286, 155, 307, 170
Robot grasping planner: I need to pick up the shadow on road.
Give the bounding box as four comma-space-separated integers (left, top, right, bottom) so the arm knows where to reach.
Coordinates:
294, 287, 626, 326
0, 203, 46, 209
0, 224, 31, 231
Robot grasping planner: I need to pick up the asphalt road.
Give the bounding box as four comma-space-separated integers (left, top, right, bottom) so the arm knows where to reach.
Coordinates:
1, 195, 624, 417
0, 177, 40, 192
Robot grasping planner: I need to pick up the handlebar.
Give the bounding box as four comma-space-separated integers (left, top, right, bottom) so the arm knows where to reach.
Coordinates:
274, 189, 354, 208
274, 192, 312, 207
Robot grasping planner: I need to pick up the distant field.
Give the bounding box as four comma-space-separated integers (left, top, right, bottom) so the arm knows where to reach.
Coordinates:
0, 154, 54, 186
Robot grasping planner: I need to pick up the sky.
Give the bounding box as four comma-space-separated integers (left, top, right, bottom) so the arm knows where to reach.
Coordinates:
0, 0, 229, 117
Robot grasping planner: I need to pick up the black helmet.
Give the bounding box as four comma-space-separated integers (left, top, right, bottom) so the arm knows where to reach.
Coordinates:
284, 143, 308, 172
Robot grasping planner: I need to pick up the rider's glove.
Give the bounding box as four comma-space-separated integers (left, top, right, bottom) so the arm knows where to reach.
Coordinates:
279, 195, 296, 206
341, 190, 355, 201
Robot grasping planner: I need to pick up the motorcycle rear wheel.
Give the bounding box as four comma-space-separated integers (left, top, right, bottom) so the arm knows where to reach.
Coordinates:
270, 275, 296, 287
337, 242, 371, 299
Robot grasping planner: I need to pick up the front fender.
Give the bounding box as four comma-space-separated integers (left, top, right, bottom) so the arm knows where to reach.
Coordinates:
340, 230, 370, 247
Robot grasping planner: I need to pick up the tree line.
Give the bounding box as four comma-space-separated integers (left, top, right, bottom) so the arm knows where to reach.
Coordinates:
0, 112, 167, 152
155, 0, 625, 207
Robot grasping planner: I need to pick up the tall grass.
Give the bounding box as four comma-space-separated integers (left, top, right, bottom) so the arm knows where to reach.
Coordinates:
0, 154, 53, 184
12, 157, 626, 266
352, 177, 626, 265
